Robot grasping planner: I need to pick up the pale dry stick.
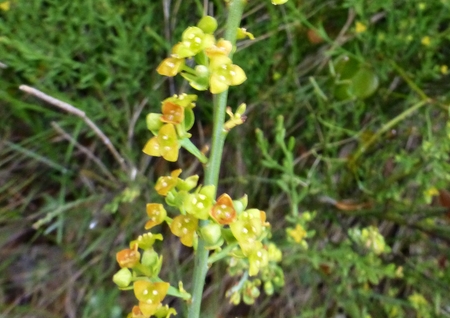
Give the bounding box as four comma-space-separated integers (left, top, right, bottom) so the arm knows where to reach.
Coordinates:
127, 97, 148, 152
19, 85, 128, 173
51, 121, 117, 182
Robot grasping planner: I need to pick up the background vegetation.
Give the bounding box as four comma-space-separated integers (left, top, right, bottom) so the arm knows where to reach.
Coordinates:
1, 0, 450, 317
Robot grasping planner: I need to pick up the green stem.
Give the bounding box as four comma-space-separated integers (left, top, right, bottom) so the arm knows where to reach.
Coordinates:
187, 1, 245, 317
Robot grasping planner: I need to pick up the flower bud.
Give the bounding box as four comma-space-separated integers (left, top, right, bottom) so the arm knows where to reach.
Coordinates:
200, 223, 223, 247
236, 28, 255, 40
113, 268, 132, 288
146, 113, 163, 135
177, 175, 199, 191
233, 194, 248, 213
197, 15, 218, 34
263, 281, 274, 295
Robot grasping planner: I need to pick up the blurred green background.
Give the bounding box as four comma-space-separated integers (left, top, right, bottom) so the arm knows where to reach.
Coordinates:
1, 0, 450, 317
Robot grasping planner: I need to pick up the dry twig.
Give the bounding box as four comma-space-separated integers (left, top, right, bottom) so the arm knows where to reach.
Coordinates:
19, 85, 128, 173
51, 121, 117, 181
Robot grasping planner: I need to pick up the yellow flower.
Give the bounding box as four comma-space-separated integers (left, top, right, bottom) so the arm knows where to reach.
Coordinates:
421, 36, 431, 46
287, 224, 307, 243
355, 22, 367, 34
272, 0, 288, 4
423, 186, 439, 204
441, 65, 448, 75
0, 1, 10, 11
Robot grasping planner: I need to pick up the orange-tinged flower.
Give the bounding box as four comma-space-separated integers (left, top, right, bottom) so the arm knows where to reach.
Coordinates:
211, 193, 236, 224
128, 305, 147, 318
155, 169, 182, 196
145, 203, 167, 229
161, 101, 184, 124
116, 244, 140, 268
169, 214, 198, 247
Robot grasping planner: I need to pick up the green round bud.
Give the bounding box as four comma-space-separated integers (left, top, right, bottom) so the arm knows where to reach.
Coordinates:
146, 113, 163, 135
197, 16, 218, 34
113, 268, 132, 288
141, 249, 158, 267
200, 223, 222, 246
195, 65, 210, 78
264, 281, 274, 295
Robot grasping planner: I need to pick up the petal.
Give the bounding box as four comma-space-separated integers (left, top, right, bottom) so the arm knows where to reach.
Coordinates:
157, 124, 179, 162
210, 72, 229, 94
143, 137, 161, 157
228, 64, 247, 86
145, 203, 167, 229
157, 57, 184, 77
209, 55, 232, 71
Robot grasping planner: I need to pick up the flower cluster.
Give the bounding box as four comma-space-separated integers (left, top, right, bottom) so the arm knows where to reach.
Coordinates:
227, 243, 284, 305
157, 16, 247, 94
115, 11, 288, 316
114, 168, 282, 316
147, 169, 274, 271
113, 233, 183, 317
143, 94, 197, 162
348, 226, 390, 255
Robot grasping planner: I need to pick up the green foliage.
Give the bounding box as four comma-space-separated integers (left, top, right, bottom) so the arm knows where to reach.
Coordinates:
2, 0, 450, 317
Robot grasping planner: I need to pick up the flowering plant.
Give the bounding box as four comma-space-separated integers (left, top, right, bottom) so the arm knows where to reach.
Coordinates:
113, 1, 288, 317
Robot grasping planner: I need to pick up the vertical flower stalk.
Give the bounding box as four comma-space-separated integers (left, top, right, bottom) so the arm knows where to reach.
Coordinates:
114, 1, 286, 317
188, 2, 246, 317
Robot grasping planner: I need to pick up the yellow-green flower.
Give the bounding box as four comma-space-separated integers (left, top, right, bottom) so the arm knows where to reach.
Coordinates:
0, 1, 10, 11
209, 55, 246, 94
272, 0, 288, 5
421, 36, 431, 46
142, 124, 179, 162
355, 21, 367, 33
287, 224, 307, 243
157, 56, 185, 77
